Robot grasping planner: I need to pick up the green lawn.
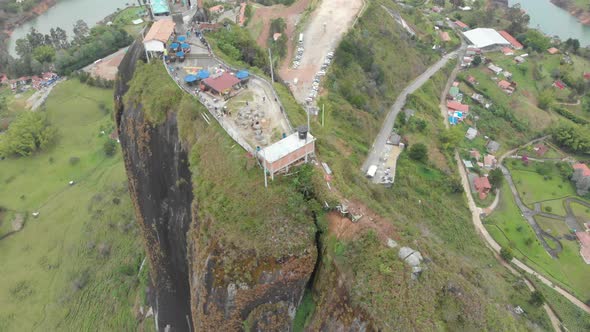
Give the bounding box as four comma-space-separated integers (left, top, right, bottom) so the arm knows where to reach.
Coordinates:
571, 202, 590, 224
535, 216, 572, 238
507, 162, 575, 205
0, 80, 145, 331
486, 181, 590, 302
540, 199, 567, 216
531, 279, 590, 332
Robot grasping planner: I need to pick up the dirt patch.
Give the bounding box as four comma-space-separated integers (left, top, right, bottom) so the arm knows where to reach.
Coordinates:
327, 199, 398, 245
278, 0, 364, 102
251, 0, 312, 50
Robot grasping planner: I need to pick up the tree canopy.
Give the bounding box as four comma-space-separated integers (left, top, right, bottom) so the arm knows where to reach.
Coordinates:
0, 112, 58, 157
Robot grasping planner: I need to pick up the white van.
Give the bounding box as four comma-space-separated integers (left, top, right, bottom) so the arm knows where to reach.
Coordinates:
366, 165, 378, 178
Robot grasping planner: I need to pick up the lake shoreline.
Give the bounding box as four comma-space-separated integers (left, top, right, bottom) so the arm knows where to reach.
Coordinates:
551, 0, 590, 26
2, 0, 57, 38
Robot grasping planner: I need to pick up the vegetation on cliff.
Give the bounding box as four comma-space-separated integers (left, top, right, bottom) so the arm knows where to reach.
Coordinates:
124, 62, 182, 124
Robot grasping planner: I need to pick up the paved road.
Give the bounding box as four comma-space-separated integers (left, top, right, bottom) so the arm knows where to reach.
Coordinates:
361, 47, 464, 173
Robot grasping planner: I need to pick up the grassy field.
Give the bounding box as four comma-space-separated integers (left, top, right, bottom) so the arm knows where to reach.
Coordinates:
571, 202, 590, 223
531, 278, 590, 332
486, 181, 590, 302
536, 216, 572, 238
0, 80, 146, 331
540, 199, 567, 216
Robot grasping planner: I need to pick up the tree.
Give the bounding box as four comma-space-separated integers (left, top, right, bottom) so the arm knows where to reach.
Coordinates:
103, 139, 116, 157
33, 45, 56, 63
552, 122, 590, 155
500, 247, 513, 261
537, 90, 554, 110
0, 112, 58, 157
488, 168, 503, 189
72, 20, 90, 45
529, 291, 545, 307
472, 55, 482, 66
439, 126, 463, 151
409, 143, 428, 162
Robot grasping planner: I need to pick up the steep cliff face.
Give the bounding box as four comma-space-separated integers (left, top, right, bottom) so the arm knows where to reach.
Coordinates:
115, 40, 317, 331
116, 42, 193, 330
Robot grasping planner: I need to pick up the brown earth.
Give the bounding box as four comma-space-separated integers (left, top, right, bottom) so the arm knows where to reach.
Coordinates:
551, 0, 590, 25
251, 0, 311, 61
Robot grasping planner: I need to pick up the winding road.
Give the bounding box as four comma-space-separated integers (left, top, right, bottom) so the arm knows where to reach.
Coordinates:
361, 43, 466, 173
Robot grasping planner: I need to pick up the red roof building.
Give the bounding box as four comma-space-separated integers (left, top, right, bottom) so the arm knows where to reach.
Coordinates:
498, 30, 523, 49
501, 47, 514, 55
202, 72, 241, 95
584, 73, 590, 80
573, 163, 590, 177
553, 80, 566, 90
454, 20, 469, 30
547, 47, 559, 54
474, 176, 492, 199
447, 100, 469, 113
575, 231, 590, 264
470, 149, 481, 160
467, 75, 477, 84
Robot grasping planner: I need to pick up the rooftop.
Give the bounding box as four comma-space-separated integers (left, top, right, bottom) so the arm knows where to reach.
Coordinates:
203, 72, 241, 92
548, 47, 560, 54
474, 176, 491, 190
447, 100, 469, 112
143, 19, 175, 43
573, 163, 590, 177
498, 30, 523, 49
261, 132, 315, 163
463, 28, 510, 49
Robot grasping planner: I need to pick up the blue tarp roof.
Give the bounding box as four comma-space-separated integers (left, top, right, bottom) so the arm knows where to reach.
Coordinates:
197, 70, 210, 79
170, 42, 179, 49
177, 36, 187, 42
236, 70, 249, 79
176, 51, 185, 57
184, 75, 198, 83
151, 0, 170, 15
181, 43, 190, 49
448, 116, 458, 125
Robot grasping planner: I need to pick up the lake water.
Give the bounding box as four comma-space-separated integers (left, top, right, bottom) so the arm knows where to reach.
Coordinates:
7, 0, 129, 56
508, 0, 590, 46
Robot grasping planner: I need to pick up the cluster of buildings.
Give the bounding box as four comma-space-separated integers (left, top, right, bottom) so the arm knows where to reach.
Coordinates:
0, 72, 59, 92
464, 146, 500, 200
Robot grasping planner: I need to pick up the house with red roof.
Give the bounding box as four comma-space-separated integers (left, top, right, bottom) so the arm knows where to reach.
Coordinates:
201, 72, 241, 95
498, 79, 515, 94
208, 5, 224, 14
572, 163, 590, 196
447, 100, 469, 113
498, 30, 523, 50
467, 75, 477, 84
547, 47, 559, 54
553, 80, 566, 90
501, 47, 514, 56
474, 176, 492, 199
575, 231, 590, 264
454, 20, 469, 30
483, 154, 497, 169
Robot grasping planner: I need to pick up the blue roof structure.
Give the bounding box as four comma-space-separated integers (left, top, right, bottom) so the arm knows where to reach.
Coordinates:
181, 43, 190, 49
236, 70, 249, 80
196, 70, 210, 80
177, 36, 187, 42
151, 0, 170, 15
184, 75, 198, 83
170, 42, 179, 49
448, 116, 458, 125
176, 51, 185, 57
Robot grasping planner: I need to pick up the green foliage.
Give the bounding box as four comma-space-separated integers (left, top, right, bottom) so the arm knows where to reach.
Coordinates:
488, 168, 503, 189
551, 122, 590, 155
292, 290, 315, 331
409, 143, 428, 162
103, 139, 116, 157
500, 247, 513, 261
208, 25, 268, 69
0, 112, 57, 157
472, 55, 482, 66
32, 45, 56, 63
552, 106, 589, 125
537, 90, 554, 110
124, 62, 182, 124
439, 126, 463, 151
529, 290, 545, 307
519, 30, 551, 52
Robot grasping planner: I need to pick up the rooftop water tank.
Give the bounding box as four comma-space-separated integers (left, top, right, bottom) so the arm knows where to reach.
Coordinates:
298, 125, 308, 140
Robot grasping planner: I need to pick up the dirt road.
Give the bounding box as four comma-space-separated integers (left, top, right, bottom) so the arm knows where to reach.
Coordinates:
252, 0, 311, 53
279, 0, 364, 102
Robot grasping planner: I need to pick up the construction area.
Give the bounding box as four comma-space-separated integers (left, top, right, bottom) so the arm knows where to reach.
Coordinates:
279, 0, 364, 103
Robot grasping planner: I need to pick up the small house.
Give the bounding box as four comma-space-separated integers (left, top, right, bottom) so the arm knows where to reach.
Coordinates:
486, 140, 500, 153
533, 144, 549, 157
483, 154, 497, 169
499, 30, 523, 49
465, 127, 478, 140
498, 80, 515, 94
501, 47, 514, 56
447, 100, 469, 113
487, 64, 503, 75
547, 47, 559, 55
143, 19, 176, 53
474, 176, 492, 199
467, 75, 477, 84
470, 149, 481, 160
259, 127, 315, 180
514, 56, 525, 64
471, 93, 485, 104
201, 72, 241, 95
553, 80, 566, 90
387, 133, 402, 145
449, 86, 460, 99
454, 20, 469, 31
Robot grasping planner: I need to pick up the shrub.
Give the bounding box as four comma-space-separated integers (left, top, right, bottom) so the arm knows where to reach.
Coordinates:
529, 290, 545, 306
0, 112, 58, 157
500, 247, 513, 261
103, 140, 116, 157
408, 143, 428, 163
69, 156, 80, 165
544, 206, 552, 213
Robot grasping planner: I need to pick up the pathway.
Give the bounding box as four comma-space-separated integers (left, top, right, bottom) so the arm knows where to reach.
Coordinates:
361, 44, 466, 174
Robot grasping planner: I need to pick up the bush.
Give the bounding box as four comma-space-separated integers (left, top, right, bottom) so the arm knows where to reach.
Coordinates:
408, 143, 428, 162
544, 206, 552, 213
529, 290, 545, 306
103, 140, 116, 156
500, 247, 513, 261
69, 156, 80, 165
0, 112, 58, 157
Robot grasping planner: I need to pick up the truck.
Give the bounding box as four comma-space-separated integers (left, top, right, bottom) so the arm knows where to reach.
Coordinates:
366, 165, 378, 178
299, 33, 304, 44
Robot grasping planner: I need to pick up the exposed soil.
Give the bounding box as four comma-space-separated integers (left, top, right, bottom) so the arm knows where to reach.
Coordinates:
252, 0, 311, 51
278, 0, 364, 102
327, 199, 398, 245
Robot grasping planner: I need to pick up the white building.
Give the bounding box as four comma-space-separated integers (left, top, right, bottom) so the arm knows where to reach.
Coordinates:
143, 19, 176, 54
463, 28, 510, 50
465, 127, 478, 140
259, 127, 315, 180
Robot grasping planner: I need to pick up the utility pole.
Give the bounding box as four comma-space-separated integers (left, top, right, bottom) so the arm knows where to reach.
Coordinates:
268, 48, 274, 83
322, 103, 325, 127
